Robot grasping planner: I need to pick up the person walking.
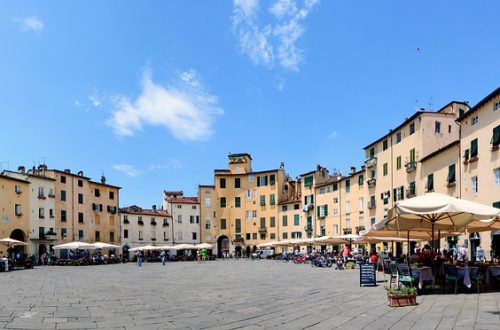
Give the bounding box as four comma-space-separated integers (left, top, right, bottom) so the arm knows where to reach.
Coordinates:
341, 244, 351, 263
476, 246, 485, 262
136, 250, 143, 267
160, 250, 166, 266
201, 248, 207, 263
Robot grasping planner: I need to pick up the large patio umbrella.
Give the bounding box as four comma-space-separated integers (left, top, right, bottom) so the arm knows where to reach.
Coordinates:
195, 243, 213, 249
92, 242, 120, 249
53, 241, 97, 250
313, 236, 347, 245
0, 238, 28, 247
171, 244, 197, 250
256, 241, 279, 248
375, 192, 500, 248
332, 234, 363, 246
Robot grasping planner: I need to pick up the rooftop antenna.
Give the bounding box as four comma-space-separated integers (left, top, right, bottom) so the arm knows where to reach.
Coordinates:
428, 97, 434, 112
414, 99, 420, 112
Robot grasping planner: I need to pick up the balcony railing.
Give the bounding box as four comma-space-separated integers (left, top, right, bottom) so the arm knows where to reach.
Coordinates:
365, 157, 377, 168
343, 228, 352, 235
367, 201, 375, 209
123, 219, 130, 224
258, 227, 267, 233
405, 161, 417, 172
138, 220, 144, 226
304, 226, 313, 233
367, 179, 376, 187
151, 221, 157, 226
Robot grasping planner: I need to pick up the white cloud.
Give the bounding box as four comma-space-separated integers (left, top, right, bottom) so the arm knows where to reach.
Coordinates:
232, 0, 318, 71
113, 164, 142, 178
327, 131, 339, 139
15, 16, 44, 32
107, 69, 223, 141
89, 95, 102, 108
147, 159, 184, 172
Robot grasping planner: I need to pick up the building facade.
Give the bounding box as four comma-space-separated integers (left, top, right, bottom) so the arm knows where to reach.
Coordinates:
163, 191, 200, 245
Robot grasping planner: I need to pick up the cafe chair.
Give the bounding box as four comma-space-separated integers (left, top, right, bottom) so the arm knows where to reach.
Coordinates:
389, 263, 398, 288
443, 266, 460, 295
397, 264, 416, 289
468, 267, 482, 294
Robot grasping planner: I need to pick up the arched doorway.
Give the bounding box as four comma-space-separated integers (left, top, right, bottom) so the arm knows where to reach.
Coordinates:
122, 245, 130, 261
217, 235, 229, 258
235, 246, 242, 258
10, 229, 26, 258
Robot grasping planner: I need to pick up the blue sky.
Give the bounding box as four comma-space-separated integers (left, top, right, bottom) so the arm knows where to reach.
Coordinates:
1, 1, 499, 208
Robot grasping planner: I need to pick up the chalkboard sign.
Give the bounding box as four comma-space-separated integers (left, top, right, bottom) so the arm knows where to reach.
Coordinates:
359, 263, 377, 286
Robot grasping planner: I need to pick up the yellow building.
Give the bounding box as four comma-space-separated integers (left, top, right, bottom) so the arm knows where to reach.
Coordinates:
206, 153, 289, 257
199, 185, 216, 246
458, 87, 500, 259
42, 168, 120, 257
0, 173, 30, 257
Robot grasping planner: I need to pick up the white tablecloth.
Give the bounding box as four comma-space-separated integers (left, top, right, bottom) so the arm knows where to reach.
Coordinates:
456, 267, 471, 288
413, 267, 434, 289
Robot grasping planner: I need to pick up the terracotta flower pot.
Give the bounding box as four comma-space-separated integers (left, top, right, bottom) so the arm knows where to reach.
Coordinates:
388, 295, 417, 307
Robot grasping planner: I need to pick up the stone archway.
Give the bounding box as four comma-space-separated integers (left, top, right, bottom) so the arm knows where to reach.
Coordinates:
10, 229, 26, 257
217, 235, 229, 258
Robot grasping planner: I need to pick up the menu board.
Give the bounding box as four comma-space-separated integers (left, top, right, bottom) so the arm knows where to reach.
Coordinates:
360, 263, 377, 286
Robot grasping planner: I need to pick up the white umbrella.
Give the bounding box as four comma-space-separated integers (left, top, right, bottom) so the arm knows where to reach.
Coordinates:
53, 241, 97, 250
172, 244, 197, 250
195, 243, 213, 249
0, 238, 28, 247
92, 242, 120, 249
313, 236, 347, 245
256, 241, 279, 248
156, 245, 176, 250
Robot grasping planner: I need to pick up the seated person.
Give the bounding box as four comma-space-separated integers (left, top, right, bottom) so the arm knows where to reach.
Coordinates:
335, 257, 344, 270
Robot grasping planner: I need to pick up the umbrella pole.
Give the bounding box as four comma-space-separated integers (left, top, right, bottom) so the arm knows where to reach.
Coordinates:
407, 230, 410, 262
437, 230, 441, 254
431, 223, 435, 251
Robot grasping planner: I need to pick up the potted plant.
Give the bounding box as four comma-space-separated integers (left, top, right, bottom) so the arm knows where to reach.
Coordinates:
385, 286, 417, 307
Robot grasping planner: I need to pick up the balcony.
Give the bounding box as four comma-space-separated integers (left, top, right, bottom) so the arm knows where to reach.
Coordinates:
365, 157, 377, 168
356, 226, 365, 234
405, 161, 417, 173
163, 222, 169, 227
446, 181, 456, 188
343, 228, 352, 235
151, 220, 157, 226
367, 201, 375, 209
37, 194, 46, 200
151, 238, 156, 241
138, 220, 144, 226
304, 226, 313, 233
258, 227, 267, 233
234, 237, 244, 243
123, 219, 130, 224
367, 179, 376, 188
48, 193, 55, 198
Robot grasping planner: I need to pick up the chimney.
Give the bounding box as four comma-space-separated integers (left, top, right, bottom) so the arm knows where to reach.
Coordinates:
18, 166, 25, 174
152, 205, 157, 211
101, 175, 106, 184
64, 169, 71, 173
77, 171, 83, 176
350, 166, 356, 175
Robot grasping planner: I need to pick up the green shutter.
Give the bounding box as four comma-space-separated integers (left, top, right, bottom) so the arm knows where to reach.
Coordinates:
493, 201, 500, 209
324, 205, 328, 216
317, 206, 320, 217
492, 126, 500, 146
358, 175, 364, 185
447, 164, 456, 183
471, 139, 478, 157
427, 174, 434, 191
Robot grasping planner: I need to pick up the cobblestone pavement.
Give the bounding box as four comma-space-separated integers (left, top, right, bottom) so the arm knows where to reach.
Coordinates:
0, 260, 499, 329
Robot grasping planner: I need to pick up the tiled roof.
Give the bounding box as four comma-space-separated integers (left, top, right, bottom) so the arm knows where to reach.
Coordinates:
119, 205, 170, 217
167, 197, 199, 204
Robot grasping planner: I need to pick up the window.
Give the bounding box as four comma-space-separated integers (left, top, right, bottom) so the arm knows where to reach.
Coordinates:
177, 205, 182, 209
235, 178, 240, 188
345, 218, 351, 229
332, 183, 338, 191
396, 156, 401, 170
426, 174, 434, 192
245, 210, 250, 219
235, 197, 241, 208
447, 164, 456, 183
109, 191, 115, 200
294, 214, 300, 226
333, 208, 338, 215
282, 205, 288, 212
396, 132, 401, 143
78, 230, 84, 239
270, 233, 276, 240
409, 122, 415, 135
472, 176, 478, 193
61, 175, 66, 183
220, 197, 226, 208
270, 217, 276, 227
257, 176, 268, 186
95, 231, 100, 241
260, 195, 266, 206
471, 116, 479, 126
95, 189, 100, 197
61, 228, 67, 239
492, 125, 500, 147
358, 175, 364, 185
192, 232, 197, 240
248, 175, 254, 183
269, 194, 275, 205
304, 176, 313, 188
78, 179, 83, 187
38, 186, 45, 198
345, 201, 351, 213
410, 148, 416, 163
494, 201, 500, 209
304, 194, 313, 205
252, 210, 257, 218
251, 189, 257, 199
470, 138, 478, 158
260, 217, 266, 228
371, 217, 376, 226
383, 139, 388, 151
61, 190, 66, 201
78, 193, 83, 204
14, 185, 22, 194
38, 226, 45, 239
192, 205, 197, 210
495, 101, 500, 111
333, 197, 338, 203
205, 218, 211, 229
78, 212, 84, 223
282, 215, 288, 226
163, 218, 169, 226
383, 163, 388, 176
494, 168, 500, 186
190, 216, 195, 224
294, 204, 300, 210
317, 205, 328, 218
123, 229, 129, 239
219, 178, 226, 188
39, 208, 45, 219
269, 174, 276, 185
177, 215, 182, 223
333, 224, 339, 235
448, 125, 452, 134
345, 179, 350, 193
177, 232, 183, 241
358, 197, 364, 210
253, 233, 258, 240
220, 219, 226, 229
435, 121, 441, 133
282, 232, 288, 239
61, 210, 67, 222
204, 197, 211, 208
49, 209, 54, 218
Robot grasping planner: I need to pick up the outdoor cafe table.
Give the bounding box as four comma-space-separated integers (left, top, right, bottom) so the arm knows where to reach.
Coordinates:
485, 266, 500, 284
411, 266, 433, 289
